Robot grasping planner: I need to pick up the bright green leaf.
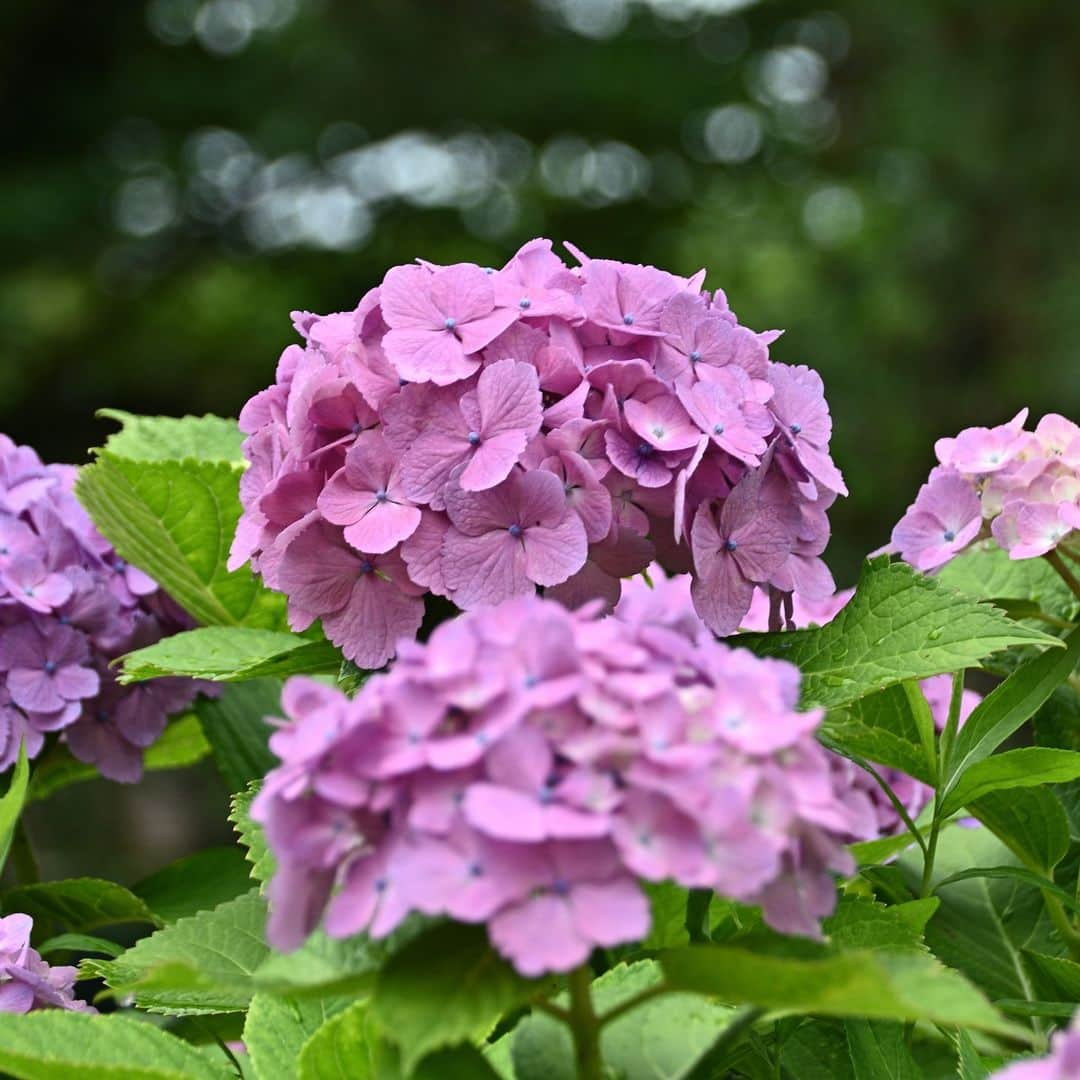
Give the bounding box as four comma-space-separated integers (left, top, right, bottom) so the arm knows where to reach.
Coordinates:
296, 1001, 371, 1080
823, 896, 935, 955
942, 747, 1080, 816
1023, 951, 1080, 1000
641, 881, 691, 950
75, 447, 286, 629
844, 1020, 921, 1080
197, 680, 280, 792
946, 627, 1080, 789
253, 928, 390, 999
0, 744, 29, 876
969, 786, 1071, 874
84, 890, 268, 1015
244, 993, 351, 1080
0, 1009, 228, 1079
2, 879, 160, 933
133, 846, 255, 923
372, 922, 542, 1072
230, 782, 274, 888
660, 944, 1023, 1038
955, 1030, 992, 1080
94, 410, 245, 464
738, 557, 1061, 710
120, 626, 341, 684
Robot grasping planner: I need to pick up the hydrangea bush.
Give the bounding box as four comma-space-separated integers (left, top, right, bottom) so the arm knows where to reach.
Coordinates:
0, 245, 1076, 1079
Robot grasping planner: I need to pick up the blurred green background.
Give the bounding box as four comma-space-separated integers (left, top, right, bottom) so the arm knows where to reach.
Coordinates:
5, 0, 1079, 582
3, 0, 1079, 883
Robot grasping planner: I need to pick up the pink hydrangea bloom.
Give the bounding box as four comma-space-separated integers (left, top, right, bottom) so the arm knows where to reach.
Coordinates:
0, 913, 94, 1013
233, 240, 847, 652
0, 434, 209, 781
889, 411, 1079, 571
253, 593, 871, 974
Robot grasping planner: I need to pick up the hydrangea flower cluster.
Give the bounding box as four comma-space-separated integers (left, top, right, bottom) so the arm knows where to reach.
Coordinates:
0, 913, 93, 1013
993, 1012, 1080, 1078
889, 410, 1080, 570
742, 586, 982, 835
252, 585, 875, 976
231, 240, 847, 669
0, 434, 206, 781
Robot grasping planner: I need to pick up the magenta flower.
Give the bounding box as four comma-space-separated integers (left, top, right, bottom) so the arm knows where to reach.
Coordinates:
277, 518, 424, 669
318, 431, 421, 554
654, 292, 769, 384
678, 368, 774, 466
442, 470, 588, 608
0, 557, 72, 614
395, 359, 543, 505
579, 259, 690, 338
491, 238, 581, 320
380, 263, 518, 385
935, 408, 1029, 474
768, 363, 848, 496
690, 471, 794, 635
890, 466, 982, 571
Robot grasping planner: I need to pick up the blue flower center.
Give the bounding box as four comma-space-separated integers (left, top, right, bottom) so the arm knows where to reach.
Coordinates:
374, 877, 388, 893
467, 431, 481, 446
689, 350, 702, 363
443, 317, 457, 331
43, 661, 57, 675
375, 489, 388, 503
538, 783, 555, 804
713, 423, 725, 435
622, 313, 635, 326
551, 878, 571, 897
468, 861, 485, 878
637, 442, 654, 458
790, 422, 802, 435
943, 529, 956, 542
724, 538, 738, 552
508, 523, 523, 539
359, 559, 375, 574
519, 297, 532, 309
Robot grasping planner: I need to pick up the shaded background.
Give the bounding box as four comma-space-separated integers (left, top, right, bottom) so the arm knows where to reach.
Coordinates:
3, 0, 1078, 873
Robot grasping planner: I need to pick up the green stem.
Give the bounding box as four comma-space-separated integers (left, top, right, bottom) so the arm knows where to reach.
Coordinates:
10, 820, 39, 886
921, 672, 964, 898
919, 813, 942, 898
567, 965, 603, 1080
1046, 550, 1080, 603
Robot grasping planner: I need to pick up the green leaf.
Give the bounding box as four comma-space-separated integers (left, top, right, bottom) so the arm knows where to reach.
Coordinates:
197, 680, 280, 792
0, 743, 29, 875
946, 626, 1080, 789
941, 747, 1080, 816
371, 922, 541, 1072
28, 713, 211, 803
412, 1045, 504, 1080
2, 879, 160, 933
659, 945, 1022, 1038
899, 825, 1056, 1007
511, 960, 736, 1080
823, 896, 934, 954
969, 786, 1071, 873
779, 1022, 856, 1080
84, 890, 268, 1015
934, 866, 1080, 919
244, 994, 351, 1080
936, 541, 1080, 621
737, 557, 1061, 709
850, 827, 929, 867
132, 846, 255, 923
230, 782, 274, 887
253, 928, 390, 998
120, 627, 341, 684
35, 934, 123, 959
955, 1030, 991, 1080
1023, 951, 1080, 1000
75, 437, 286, 629
0, 1010, 228, 1080
844, 1020, 921, 1080
296, 1001, 371, 1080
821, 684, 936, 784
94, 409, 245, 464
640, 881, 691, 950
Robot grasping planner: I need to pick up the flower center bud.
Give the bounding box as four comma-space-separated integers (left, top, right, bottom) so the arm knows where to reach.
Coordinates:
375, 489, 389, 503
467, 431, 481, 446
713, 423, 725, 436
508, 523, 523, 539
551, 878, 571, 896
43, 661, 57, 674
637, 442, 654, 458
689, 350, 702, 363
443, 317, 457, 331
622, 313, 635, 326
724, 538, 738, 552
359, 559, 375, 574
519, 297, 531, 309
790, 422, 802, 435
943, 529, 956, 542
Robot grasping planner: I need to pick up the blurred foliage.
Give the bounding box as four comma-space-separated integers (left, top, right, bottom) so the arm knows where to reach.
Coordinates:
2, 0, 1079, 580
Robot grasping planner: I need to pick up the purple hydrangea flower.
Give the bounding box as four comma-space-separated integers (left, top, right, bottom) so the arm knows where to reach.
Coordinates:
253, 593, 870, 974
233, 240, 848, 648
0, 913, 94, 1013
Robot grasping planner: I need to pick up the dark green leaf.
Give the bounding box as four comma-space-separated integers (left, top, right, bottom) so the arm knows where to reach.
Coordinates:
946, 627, 1080, 789
969, 786, 1071, 873
737, 557, 1061, 710
132, 846, 255, 923
2, 879, 160, 933
823, 896, 932, 954
955, 1029, 991, 1080
0, 1010, 228, 1079
197, 679, 280, 792
780, 1022, 856, 1080
35, 934, 123, 959
942, 747, 1080, 816
1023, 951, 1080, 1000
844, 1020, 921, 1080
372, 922, 542, 1072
